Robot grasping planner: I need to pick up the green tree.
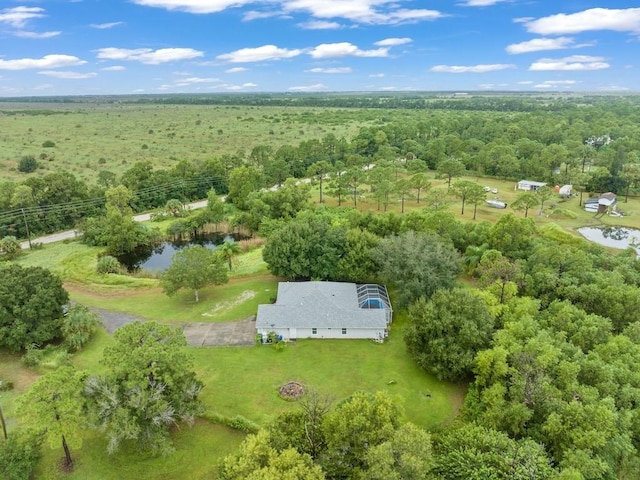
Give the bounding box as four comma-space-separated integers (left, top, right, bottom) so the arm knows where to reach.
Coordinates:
488, 213, 537, 260
0, 431, 42, 480
0, 236, 21, 260
336, 228, 380, 283
0, 264, 68, 351
84, 321, 204, 456
322, 391, 400, 478
164, 198, 185, 217
511, 192, 539, 218
436, 157, 466, 190
219, 430, 325, 480
226, 165, 263, 210
17, 155, 38, 173
451, 180, 485, 217
405, 288, 495, 381
345, 167, 367, 208
364, 423, 433, 480
377, 231, 460, 307
61, 305, 101, 352
535, 185, 554, 215
394, 178, 413, 213
161, 245, 228, 302
262, 216, 346, 280
17, 367, 86, 470
410, 172, 431, 204
217, 240, 241, 271
307, 160, 332, 204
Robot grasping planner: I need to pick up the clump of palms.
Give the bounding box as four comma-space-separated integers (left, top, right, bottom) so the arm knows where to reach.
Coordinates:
218, 240, 240, 271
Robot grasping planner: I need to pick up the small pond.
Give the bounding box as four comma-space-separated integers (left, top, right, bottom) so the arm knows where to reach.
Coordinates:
577, 226, 640, 255
119, 232, 245, 272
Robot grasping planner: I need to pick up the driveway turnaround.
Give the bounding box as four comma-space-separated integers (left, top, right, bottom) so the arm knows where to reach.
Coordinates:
91, 307, 256, 347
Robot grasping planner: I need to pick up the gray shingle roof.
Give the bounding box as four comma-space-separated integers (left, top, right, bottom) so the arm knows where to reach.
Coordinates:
256, 281, 389, 330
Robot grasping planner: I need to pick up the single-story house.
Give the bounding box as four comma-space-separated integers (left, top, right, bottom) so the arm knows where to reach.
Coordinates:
517, 180, 547, 191
584, 192, 617, 213
256, 282, 392, 342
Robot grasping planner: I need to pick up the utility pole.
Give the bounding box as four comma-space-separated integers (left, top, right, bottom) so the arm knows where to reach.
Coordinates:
21, 207, 32, 249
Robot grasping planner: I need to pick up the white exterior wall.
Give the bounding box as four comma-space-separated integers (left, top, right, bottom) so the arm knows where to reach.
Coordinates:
257, 327, 386, 341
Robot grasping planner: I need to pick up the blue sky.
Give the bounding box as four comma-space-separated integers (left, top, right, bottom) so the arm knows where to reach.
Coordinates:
0, 1, 638, 96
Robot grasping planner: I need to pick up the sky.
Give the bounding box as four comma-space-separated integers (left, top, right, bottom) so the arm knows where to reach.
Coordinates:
0, 1, 638, 96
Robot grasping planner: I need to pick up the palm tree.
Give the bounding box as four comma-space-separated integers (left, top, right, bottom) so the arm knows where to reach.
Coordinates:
217, 240, 240, 271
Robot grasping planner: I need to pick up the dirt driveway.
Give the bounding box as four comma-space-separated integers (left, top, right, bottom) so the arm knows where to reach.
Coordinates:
91, 307, 256, 347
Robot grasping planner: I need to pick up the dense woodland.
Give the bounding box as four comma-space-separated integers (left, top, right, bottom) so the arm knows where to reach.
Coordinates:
2, 94, 640, 479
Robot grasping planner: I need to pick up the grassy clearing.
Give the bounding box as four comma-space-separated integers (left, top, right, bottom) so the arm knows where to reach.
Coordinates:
33, 419, 245, 480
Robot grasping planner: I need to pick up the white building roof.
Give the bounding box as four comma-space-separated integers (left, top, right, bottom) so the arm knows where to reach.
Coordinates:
256, 282, 390, 330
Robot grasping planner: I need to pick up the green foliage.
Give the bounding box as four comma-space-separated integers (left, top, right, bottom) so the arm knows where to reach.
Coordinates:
405, 288, 495, 381
161, 244, 228, 302
0, 236, 21, 260
42, 140, 56, 148
62, 304, 101, 352
17, 155, 38, 173
96, 255, 123, 274
436, 157, 466, 189
488, 213, 537, 260
432, 423, 556, 479
511, 192, 540, 218
263, 215, 346, 280
0, 264, 68, 351
0, 431, 42, 480
16, 366, 87, 468
219, 430, 325, 480
377, 231, 461, 307
84, 321, 204, 456
321, 391, 400, 478
336, 228, 380, 283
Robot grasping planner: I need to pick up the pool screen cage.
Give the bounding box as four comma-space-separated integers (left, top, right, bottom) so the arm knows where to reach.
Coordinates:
356, 284, 393, 324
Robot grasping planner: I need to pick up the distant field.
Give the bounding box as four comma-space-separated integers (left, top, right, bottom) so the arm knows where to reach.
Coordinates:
0, 103, 374, 183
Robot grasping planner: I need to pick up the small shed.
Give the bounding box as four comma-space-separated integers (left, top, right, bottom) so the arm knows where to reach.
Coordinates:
517, 180, 547, 191
256, 282, 393, 342
559, 185, 572, 197
584, 192, 617, 213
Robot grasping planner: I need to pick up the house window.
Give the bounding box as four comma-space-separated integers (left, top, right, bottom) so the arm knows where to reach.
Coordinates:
342, 328, 347, 335
312, 328, 317, 335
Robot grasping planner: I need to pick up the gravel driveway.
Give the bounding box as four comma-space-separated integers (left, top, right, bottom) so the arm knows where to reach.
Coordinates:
90, 307, 255, 347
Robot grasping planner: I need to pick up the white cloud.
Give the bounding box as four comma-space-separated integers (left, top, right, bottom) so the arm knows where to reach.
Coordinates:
38, 71, 97, 79
217, 45, 302, 63
225, 67, 248, 73
174, 76, 220, 86
458, 0, 509, 6
90, 22, 124, 29
308, 42, 388, 58
374, 37, 412, 47
524, 8, 640, 35
517, 80, 533, 84
101, 66, 126, 71
288, 83, 328, 92
529, 55, 609, 71
225, 82, 258, 90
242, 10, 284, 21
95, 47, 204, 64
14, 30, 61, 39
306, 67, 352, 73
0, 55, 86, 71
598, 85, 630, 91
430, 63, 516, 73
298, 20, 342, 29
132, 0, 254, 14
506, 37, 580, 54
534, 83, 552, 89
0, 6, 45, 28
534, 80, 578, 88
369, 73, 385, 78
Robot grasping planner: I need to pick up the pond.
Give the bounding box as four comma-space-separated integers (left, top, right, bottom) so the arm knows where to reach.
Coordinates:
577, 226, 640, 255
119, 232, 244, 272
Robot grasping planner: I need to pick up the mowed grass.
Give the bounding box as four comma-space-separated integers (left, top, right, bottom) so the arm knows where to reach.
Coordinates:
33, 420, 245, 480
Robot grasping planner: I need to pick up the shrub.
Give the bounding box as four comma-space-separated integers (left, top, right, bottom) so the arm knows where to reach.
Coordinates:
0, 379, 14, 391
0, 236, 21, 260
17, 155, 38, 173
0, 431, 42, 480
62, 305, 100, 352
97, 255, 123, 274
21, 345, 45, 368
42, 140, 56, 148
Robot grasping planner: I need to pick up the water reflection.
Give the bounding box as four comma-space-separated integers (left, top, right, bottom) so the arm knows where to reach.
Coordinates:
578, 226, 640, 254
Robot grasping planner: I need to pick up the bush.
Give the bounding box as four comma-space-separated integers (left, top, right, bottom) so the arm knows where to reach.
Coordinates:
0, 236, 21, 260
21, 345, 45, 368
42, 140, 56, 148
17, 155, 38, 173
97, 255, 123, 274
0, 431, 42, 480
62, 305, 100, 352
0, 379, 15, 391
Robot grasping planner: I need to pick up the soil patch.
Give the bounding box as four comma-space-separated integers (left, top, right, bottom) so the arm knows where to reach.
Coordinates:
279, 381, 305, 400
202, 290, 256, 317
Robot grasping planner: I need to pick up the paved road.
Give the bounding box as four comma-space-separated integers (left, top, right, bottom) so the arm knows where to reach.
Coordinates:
20, 199, 209, 249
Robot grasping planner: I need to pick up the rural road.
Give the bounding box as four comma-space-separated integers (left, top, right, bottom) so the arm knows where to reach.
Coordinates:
19, 199, 209, 249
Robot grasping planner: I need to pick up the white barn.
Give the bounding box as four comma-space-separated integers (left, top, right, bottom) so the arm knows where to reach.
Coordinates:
517, 180, 547, 191
256, 282, 392, 342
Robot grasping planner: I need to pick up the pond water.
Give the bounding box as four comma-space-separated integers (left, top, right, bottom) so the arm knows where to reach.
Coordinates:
119, 232, 242, 272
577, 226, 640, 254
